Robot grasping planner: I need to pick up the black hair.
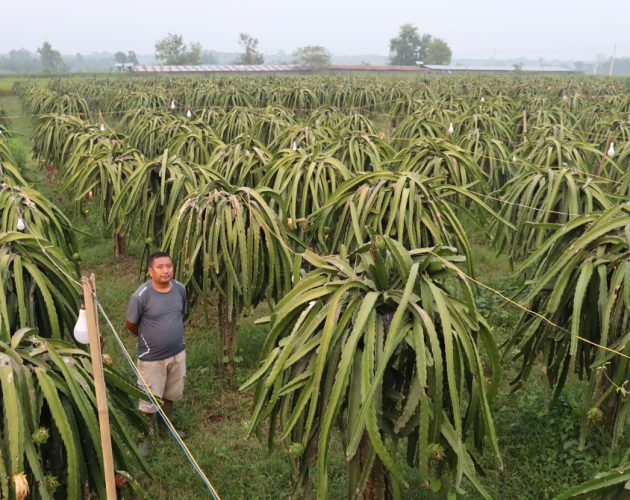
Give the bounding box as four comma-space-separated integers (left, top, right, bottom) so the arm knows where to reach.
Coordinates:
148, 252, 172, 268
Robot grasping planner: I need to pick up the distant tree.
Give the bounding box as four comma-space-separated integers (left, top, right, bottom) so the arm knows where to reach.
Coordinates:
37, 41, 67, 73
238, 33, 264, 65
574, 61, 591, 74
425, 37, 452, 64
114, 51, 127, 64
292, 45, 332, 68
114, 51, 138, 65
0, 48, 40, 73
127, 51, 139, 65
512, 63, 523, 71
389, 24, 431, 66
200, 50, 218, 64
73, 53, 85, 71
154, 33, 201, 65
185, 43, 201, 65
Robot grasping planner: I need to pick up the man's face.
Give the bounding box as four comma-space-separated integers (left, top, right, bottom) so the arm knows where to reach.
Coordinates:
149, 256, 173, 285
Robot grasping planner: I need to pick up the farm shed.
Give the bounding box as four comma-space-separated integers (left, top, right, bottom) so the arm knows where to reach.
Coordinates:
419, 63, 574, 74
131, 64, 429, 75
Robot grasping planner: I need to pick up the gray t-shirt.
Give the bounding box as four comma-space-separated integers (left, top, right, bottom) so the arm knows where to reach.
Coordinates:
126, 280, 187, 361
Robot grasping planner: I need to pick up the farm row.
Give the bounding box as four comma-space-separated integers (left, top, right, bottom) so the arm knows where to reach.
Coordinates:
1, 75, 629, 498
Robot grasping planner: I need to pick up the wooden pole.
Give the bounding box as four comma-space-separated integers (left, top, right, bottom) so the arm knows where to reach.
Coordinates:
521, 109, 528, 145
82, 275, 117, 500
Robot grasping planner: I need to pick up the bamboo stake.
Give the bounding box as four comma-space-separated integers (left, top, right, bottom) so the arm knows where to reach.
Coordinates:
521, 109, 528, 146
82, 275, 116, 500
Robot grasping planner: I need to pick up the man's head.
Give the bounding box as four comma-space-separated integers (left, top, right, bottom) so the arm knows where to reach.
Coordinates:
148, 252, 173, 287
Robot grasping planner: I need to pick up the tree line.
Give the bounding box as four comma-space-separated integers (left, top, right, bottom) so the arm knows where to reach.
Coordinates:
0, 23, 453, 74
152, 32, 334, 67
19, 25, 630, 73
152, 26, 452, 67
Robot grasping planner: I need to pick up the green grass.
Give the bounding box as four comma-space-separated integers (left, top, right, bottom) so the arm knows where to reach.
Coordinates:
0, 89, 43, 193
481, 387, 627, 499
1, 95, 32, 147
0, 76, 49, 92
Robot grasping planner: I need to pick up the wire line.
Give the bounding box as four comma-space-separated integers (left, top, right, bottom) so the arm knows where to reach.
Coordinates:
426, 250, 630, 360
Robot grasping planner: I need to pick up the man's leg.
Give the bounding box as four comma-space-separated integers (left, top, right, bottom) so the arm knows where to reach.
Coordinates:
161, 350, 187, 437
159, 399, 187, 438
137, 358, 168, 455
137, 358, 168, 413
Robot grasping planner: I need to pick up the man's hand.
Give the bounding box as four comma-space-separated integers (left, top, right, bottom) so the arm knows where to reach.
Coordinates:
125, 320, 139, 335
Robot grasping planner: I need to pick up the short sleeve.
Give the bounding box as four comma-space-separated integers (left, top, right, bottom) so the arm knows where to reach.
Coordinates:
127, 294, 143, 324
177, 281, 187, 316
182, 286, 188, 316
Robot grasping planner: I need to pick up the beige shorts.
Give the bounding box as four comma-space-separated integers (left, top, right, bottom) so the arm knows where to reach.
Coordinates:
137, 350, 186, 414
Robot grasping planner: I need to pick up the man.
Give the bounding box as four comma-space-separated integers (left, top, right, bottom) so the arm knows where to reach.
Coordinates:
126, 252, 188, 454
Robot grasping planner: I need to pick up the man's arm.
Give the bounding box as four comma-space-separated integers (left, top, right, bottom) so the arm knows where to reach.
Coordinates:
125, 320, 139, 336
126, 292, 142, 336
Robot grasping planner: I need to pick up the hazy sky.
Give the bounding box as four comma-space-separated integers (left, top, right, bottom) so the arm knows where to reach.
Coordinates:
2, 0, 628, 60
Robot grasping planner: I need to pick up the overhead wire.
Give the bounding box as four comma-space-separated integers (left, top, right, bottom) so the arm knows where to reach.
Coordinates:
426, 249, 630, 361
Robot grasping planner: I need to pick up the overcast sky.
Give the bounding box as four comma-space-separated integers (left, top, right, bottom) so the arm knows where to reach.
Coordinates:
2, 0, 628, 60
